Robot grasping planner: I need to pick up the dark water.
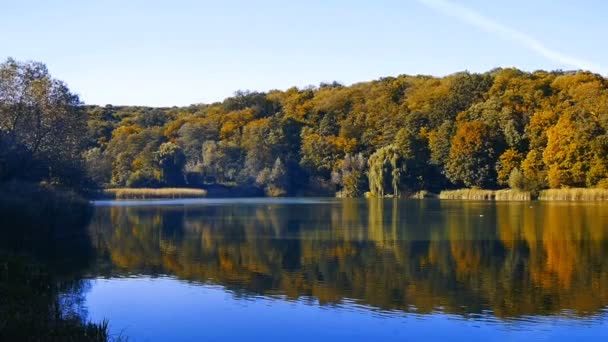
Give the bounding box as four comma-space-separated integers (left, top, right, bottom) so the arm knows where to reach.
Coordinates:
79, 199, 608, 339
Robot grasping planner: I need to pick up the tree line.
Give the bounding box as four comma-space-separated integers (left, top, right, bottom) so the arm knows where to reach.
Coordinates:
2, 57, 608, 196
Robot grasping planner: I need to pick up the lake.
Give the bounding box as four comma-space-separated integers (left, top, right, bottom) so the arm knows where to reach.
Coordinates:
66, 199, 608, 340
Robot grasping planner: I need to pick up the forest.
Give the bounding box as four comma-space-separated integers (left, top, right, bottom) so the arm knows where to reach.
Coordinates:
2, 57, 608, 197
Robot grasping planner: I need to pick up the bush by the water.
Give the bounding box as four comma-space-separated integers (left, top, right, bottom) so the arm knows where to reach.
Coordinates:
0, 182, 92, 237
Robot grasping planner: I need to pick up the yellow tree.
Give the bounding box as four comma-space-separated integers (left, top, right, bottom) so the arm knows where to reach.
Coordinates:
543, 111, 600, 188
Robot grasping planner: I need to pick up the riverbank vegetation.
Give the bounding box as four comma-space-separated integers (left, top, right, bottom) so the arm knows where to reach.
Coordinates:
0, 59, 110, 340
539, 188, 608, 201
439, 189, 496, 200
104, 187, 207, 199
440, 189, 533, 201
439, 187, 608, 201
0, 182, 92, 236
0, 58, 93, 231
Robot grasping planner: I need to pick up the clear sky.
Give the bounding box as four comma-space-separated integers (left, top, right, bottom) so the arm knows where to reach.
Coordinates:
2, 0, 606, 106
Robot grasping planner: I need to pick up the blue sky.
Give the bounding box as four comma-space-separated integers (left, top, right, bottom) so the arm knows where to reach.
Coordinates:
2, 0, 606, 106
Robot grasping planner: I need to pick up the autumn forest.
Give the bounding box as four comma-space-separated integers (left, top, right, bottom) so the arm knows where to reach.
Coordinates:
2, 58, 608, 197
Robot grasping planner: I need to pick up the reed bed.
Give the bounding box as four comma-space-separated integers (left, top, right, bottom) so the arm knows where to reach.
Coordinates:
439, 189, 532, 201
105, 188, 207, 199
494, 189, 532, 201
538, 188, 608, 201
439, 189, 496, 200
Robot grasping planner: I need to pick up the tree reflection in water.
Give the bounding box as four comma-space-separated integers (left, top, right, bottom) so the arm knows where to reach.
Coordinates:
88, 199, 608, 319
1, 214, 107, 341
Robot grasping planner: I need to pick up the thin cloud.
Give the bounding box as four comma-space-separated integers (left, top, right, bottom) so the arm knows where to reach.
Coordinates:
415, 0, 605, 74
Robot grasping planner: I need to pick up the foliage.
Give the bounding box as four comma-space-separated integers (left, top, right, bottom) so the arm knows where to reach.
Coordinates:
368, 145, 405, 197
445, 121, 502, 188
0, 181, 92, 235
3, 57, 600, 196
497, 149, 523, 185
155, 142, 186, 186
543, 111, 602, 188
0, 58, 87, 188
332, 153, 367, 197
508, 168, 527, 191
256, 158, 289, 196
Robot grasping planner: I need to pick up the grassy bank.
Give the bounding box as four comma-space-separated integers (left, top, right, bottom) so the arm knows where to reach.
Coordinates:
539, 188, 608, 201
104, 187, 207, 199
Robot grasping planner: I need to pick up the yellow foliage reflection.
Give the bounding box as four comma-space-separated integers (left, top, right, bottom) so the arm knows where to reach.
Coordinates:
88, 200, 608, 318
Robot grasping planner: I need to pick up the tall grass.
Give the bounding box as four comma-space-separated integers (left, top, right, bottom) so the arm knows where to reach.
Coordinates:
439, 189, 532, 201
539, 188, 608, 201
439, 189, 496, 200
105, 188, 207, 199
494, 189, 532, 201
439, 188, 608, 201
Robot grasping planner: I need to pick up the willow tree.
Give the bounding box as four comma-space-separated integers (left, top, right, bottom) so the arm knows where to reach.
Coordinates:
368, 145, 405, 197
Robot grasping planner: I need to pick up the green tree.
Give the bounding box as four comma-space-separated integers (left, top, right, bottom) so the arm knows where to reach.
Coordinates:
318, 112, 339, 136
496, 149, 523, 186
332, 153, 367, 197
155, 142, 186, 186
521, 149, 548, 192
446, 121, 502, 188
0, 58, 87, 187
256, 158, 288, 196
83, 147, 112, 187
428, 121, 454, 167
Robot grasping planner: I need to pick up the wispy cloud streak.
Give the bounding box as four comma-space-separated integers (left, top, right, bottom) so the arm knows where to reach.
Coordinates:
415, 0, 605, 74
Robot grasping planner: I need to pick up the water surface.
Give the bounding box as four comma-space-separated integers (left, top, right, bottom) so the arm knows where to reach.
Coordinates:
84, 198, 608, 340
